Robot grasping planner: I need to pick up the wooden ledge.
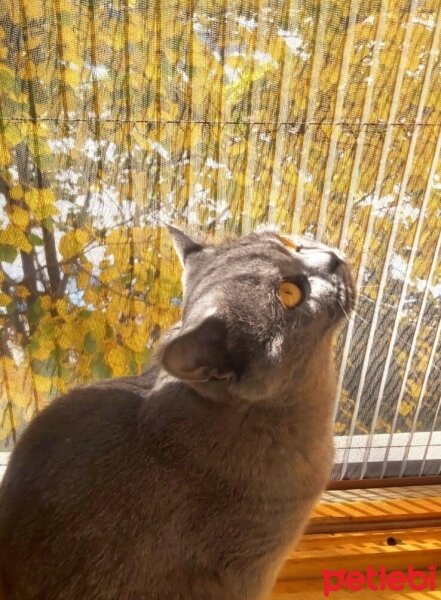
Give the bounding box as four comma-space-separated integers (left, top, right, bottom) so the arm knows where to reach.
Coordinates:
307, 484, 441, 534
272, 485, 441, 599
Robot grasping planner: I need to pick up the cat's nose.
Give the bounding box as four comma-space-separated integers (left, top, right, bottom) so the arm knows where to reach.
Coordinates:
300, 248, 344, 273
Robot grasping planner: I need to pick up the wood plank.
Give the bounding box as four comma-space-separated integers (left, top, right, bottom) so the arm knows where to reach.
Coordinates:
272, 485, 441, 598
306, 485, 441, 533
272, 527, 441, 598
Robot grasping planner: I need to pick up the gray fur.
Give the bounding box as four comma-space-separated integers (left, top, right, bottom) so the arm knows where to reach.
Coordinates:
0, 228, 355, 600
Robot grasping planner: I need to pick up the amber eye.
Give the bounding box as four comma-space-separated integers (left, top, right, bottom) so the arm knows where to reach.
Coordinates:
278, 281, 303, 308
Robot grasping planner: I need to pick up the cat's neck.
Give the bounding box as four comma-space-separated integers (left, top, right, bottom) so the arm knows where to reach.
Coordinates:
152, 331, 337, 421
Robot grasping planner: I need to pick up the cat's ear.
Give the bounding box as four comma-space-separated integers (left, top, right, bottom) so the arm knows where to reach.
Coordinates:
167, 225, 204, 266
159, 315, 235, 382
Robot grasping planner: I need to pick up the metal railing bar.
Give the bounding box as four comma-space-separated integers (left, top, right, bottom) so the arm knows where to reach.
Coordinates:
316, 0, 360, 241
267, 0, 300, 226
402, 312, 441, 477
338, 0, 389, 250
361, 9, 441, 477
291, 0, 331, 233
338, 0, 419, 479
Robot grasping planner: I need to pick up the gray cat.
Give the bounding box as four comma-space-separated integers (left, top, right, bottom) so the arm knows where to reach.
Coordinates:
0, 226, 354, 600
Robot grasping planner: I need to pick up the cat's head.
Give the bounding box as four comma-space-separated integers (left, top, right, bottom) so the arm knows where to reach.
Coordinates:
159, 226, 355, 403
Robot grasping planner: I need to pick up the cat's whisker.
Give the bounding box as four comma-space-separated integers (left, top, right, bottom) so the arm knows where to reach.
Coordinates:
351, 310, 369, 325
336, 299, 351, 324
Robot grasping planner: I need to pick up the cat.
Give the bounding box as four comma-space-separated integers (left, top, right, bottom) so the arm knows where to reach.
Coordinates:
0, 226, 354, 600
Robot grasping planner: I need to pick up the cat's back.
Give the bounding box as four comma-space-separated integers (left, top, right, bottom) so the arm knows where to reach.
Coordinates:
0, 374, 327, 600
1, 364, 163, 481
0, 373, 167, 599
0, 386, 138, 547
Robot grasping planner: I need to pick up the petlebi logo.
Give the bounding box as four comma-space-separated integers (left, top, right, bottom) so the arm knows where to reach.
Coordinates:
322, 565, 437, 596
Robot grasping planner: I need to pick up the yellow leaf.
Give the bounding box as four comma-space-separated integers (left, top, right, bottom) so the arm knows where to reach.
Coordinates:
5, 125, 21, 147
227, 142, 246, 159
76, 353, 92, 378
0, 292, 12, 305
34, 374, 52, 394
54, 377, 68, 394
7, 377, 29, 408
397, 351, 407, 365
334, 422, 347, 434
24, 188, 58, 221
83, 287, 101, 305
110, 30, 124, 51
56, 330, 72, 350
100, 266, 120, 284
105, 346, 129, 377
9, 185, 23, 200
0, 420, 14, 442
40, 295, 52, 310
234, 173, 247, 187
57, 321, 84, 350
58, 0, 75, 12
0, 145, 10, 166
16, 285, 30, 298
122, 326, 147, 353
22, 60, 36, 80
26, 34, 44, 51
63, 46, 80, 64
31, 339, 55, 361
399, 400, 413, 417
77, 271, 90, 289
65, 67, 80, 88
59, 229, 90, 259
10, 206, 30, 230
87, 316, 107, 340
55, 298, 69, 316
406, 379, 420, 398
24, 1, 45, 20
74, 229, 89, 246
0, 224, 32, 253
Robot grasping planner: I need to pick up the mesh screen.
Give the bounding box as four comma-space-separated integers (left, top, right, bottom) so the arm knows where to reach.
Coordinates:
0, 0, 440, 479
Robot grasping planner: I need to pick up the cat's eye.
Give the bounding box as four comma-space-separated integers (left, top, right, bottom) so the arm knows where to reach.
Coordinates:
278, 281, 303, 309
